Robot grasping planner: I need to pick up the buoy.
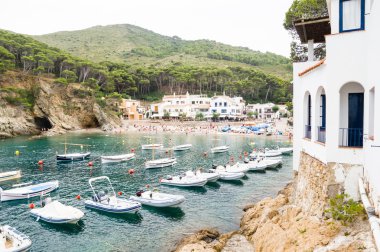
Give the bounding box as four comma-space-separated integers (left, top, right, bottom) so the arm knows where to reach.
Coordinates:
76, 195, 81, 200
118, 191, 122, 196
146, 184, 150, 188
15, 150, 20, 156
88, 161, 93, 167
38, 160, 44, 165
165, 150, 169, 154
239, 155, 242, 159
29, 203, 35, 209
159, 178, 162, 183
131, 148, 135, 153
128, 169, 135, 175
203, 152, 208, 157
244, 152, 248, 157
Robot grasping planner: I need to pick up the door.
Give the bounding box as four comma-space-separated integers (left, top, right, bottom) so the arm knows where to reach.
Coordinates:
348, 93, 364, 146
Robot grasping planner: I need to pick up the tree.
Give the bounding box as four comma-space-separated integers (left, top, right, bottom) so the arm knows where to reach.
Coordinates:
247, 111, 254, 119
195, 112, 204, 121
272, 105, 280, 113
212, 112, 220, 122
62, 70, 77, 83
163, 111, 170, 120
286, 101, 293, 115
0, 46, 15, 73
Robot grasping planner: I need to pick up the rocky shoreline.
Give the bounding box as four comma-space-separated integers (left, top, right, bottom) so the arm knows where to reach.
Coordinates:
173, 173, 376, 252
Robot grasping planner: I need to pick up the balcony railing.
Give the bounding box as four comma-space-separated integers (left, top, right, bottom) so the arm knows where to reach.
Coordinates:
317, 126, 326, 143
304, 125, 311, 139
339, 128, 363, 147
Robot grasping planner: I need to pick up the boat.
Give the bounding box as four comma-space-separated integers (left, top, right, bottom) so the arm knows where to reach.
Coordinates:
0, 181, 59, 202
160, 172, 208, 187
30, 197, 84, 224
84, 176, 141, 214
0, 225, 32, 252
193, 170, 220, 182
277, 147, 293, 155
244, 158, 267, 171
214, 163, 249, 174
141, 144, 163, 150
261, 148, 282, 158
145, 157, 177, 169
208, 167, 245, 181
129, 190, 185, 207
100, 153, 135, 164
0, 171, 21, 183
56, 142, 91, 162
210, 145, 229, 153
263, 158, 282, 169
172, 144, 192, 151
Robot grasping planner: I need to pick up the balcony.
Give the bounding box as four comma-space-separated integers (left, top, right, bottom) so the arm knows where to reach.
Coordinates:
339, 128, 363, 147
317, 126, 326, 143
304, 125, 311, 139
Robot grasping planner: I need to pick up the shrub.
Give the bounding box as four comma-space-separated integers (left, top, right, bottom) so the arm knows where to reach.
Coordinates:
54, 78, 68, 85
325, 194, 365, 225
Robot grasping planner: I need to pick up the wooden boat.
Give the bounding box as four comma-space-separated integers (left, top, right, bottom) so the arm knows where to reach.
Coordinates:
145, 157, 177, 169
141, 144, 163, 150
172, 144, 192, 151
56, 142, 91, 162
210, 145, 229, 153
0, 181, 59, 202
101, 153, 135, 164
0, 171, 21, 183
0, 225, 32, 252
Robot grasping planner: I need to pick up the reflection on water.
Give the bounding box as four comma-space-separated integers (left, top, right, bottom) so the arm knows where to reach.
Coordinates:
0, 132, 293, 252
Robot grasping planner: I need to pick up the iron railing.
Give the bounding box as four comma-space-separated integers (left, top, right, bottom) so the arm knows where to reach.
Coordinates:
318, 126, 326, 143
339, 128, 363, 147
304, 125, 311, 139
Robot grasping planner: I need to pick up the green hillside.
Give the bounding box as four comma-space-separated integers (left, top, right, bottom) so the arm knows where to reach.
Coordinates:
33, 24, 292, 80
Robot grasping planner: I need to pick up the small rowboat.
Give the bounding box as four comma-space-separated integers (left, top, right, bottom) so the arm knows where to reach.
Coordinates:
30, 199, 84, 224
211, 145, 229, 153
0, 181, 59, 202
56, 152, 91, 162
141, 144, 163, 150
129, 190, 185, 207
172, 144, 192, 151
84, 176, 141, 214
0, 225, 32, 252
100, 153, 135, 164
0, 171, 21, 183
145, 157, 177, 169
160, 172, 207, 187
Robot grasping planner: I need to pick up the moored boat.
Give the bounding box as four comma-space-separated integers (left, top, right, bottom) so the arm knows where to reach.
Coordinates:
172, 144, 192, 151
244, 158, 267, 171
141, 144, 163, 150
129, 190, 185, 207
0, 225, 32, 252
278, 147, 293, 155
100, 153, 135, 164
56, 152, 91, 162
0, 171, 21, 183
145, 157, 177, 169
160, 172, 207, 187
210, 145, 229, 153
193, 170, 220, 182
208, 167, 245, 181
0, 181, 59, 202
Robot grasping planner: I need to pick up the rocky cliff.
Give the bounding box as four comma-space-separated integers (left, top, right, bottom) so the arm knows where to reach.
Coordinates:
174, 153, 376, 252
0, 71, 121, 138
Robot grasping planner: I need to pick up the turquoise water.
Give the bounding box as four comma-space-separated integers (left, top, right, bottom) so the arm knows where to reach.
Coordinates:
0, 132, 293, 252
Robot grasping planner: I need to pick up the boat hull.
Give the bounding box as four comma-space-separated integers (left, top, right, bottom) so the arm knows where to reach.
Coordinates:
129, 193, 185, 207
173, 144, 192, 151
56, 152, 91, 162
101, 154, 135, 164
0, 171, 21, 183
84, 200, 141, 214
0, 181, 59, 202
1, 225, 32, 252
30, 212, 82, 225
160, 179, 207, 187
145, 158, 177, 169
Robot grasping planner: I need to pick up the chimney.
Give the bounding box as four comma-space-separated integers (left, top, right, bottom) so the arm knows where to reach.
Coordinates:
308, 40, 314, 61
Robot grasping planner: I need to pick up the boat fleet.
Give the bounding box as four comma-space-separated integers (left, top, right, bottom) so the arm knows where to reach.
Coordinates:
0, 141, 291, 251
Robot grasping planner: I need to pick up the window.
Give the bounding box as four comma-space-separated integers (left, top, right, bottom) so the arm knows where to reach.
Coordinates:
192, 101, 195, 104
181, 101, 185, 104
224, 102, 227, 107
340, 0, 365, 32
200, 101, 203, 104
320, 95, 326, 128
308, 95, 312, 126
176, 101, 179, 104
219, 102, 222, 106
221, 109, 227, 113
212, 109, 217, 113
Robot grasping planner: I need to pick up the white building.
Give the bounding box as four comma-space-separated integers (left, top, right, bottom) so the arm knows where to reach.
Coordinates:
246, 103, 285, 120
209, 93, 245, 119
293, 0, 380, 226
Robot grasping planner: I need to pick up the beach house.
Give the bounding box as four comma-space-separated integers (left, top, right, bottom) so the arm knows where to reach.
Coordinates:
292, 0, 380, 241
245, 103, 285, 120
208, 93, 245, 120
119, 99, 145, 120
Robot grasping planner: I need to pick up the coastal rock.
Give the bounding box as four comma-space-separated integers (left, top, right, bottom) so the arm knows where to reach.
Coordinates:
221, 234, 254, 252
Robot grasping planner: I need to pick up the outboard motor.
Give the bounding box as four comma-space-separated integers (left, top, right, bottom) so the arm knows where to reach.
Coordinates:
136, 190, 144, 197
244, 158, 249, 163
212, 164, 217, 169
166, 175, 173, 180
42, 197, 52, 207
92, 194, 98, 202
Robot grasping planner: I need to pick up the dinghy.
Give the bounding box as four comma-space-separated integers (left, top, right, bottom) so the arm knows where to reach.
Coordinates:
0, 181, 59, 202
56, 152, 91, 161
0, 225, 32, 252
84, 176, 141, 214
172, 144, 192, 151
259, 148, 282, 158
0, 171, 21, 183
263, 158, 282, 169
160, 172, 207, 187
208, 167, 245, 181
129, 190, 185, 207
210, 145, 229, 153
141, 144, 163, 150
244, 158, 267, 171
145, 157, 177, 169
192, 170, 220, 182
30, 197, 84, 224
100, 153, 135, 164
278, 147, 293, 155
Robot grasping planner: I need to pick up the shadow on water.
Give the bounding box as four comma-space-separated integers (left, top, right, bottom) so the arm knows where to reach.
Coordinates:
172, 186, 207, 194
247, 170, 266, 174
218, 180, 244, 186
143, 206, 185, 221
265, 167, 280, 172
35, 220, 85, 235
205, 182, 221, 190
85, 209, 143, 224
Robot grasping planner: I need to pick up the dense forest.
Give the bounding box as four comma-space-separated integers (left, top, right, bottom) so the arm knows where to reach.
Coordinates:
0, 29, 292, 104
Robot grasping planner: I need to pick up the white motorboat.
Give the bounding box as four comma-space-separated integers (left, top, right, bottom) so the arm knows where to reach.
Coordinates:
260, 148, 282, 158
56, 152, 91, 162
244, 158, 267, 171
172, 144, 192, 151
0, 171, 21, 183
208, 167, 245, 181
84, 176, 141, 214
211, 145, 229, 153
263, 158, 283, 169
141, 144, 163, 150
101, 153, 135, 164
30, 198, 84, 224
222, 163, 249, 174
129, 190, 185, 207
145, 157, 177, 169
0, 225, 32, 252
193, 170, 220, 182
160, 172, 207, 187
0, 181, 59, 202
278, 147, 293, 155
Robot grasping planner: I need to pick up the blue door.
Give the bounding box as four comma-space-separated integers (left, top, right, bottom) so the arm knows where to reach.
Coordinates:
348, 93, 364, 147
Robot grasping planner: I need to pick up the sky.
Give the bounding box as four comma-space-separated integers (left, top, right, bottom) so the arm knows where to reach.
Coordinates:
1, 0, 293, 57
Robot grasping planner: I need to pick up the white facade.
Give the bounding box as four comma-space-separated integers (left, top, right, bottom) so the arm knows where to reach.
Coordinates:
246, 103, 286, 120
293, 0, 380, 210
209, 95, 245, 118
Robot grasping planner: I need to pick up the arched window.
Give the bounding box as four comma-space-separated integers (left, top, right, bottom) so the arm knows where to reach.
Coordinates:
304, 92, 312, 139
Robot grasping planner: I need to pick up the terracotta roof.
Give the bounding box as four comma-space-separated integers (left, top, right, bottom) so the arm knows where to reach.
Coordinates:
298, 59, 326, 77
